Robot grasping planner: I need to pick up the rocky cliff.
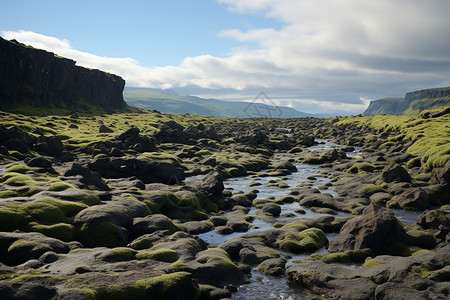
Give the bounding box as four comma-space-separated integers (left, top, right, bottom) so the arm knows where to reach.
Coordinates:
363, 87, 450, 116
0, 37, 127, 114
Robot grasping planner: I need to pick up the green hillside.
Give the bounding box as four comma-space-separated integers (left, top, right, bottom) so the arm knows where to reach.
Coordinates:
124, 88, 313, 118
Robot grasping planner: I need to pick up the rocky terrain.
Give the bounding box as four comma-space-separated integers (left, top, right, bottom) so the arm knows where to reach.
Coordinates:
0, 107, 449, 299
0, 37, 128, 115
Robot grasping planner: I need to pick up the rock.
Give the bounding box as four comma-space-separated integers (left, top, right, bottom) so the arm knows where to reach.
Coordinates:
34, 136, 65, 156
182, 221, 212, 234
381, 162, 411, 183
416, 209, 450, 230
193, 172, 224, 200
27, 157, 52, 168
132, 214, 180, 237
98, 124, 113, 133
257, 258, 286, 276
261, 203, 281, 216
64, 163, 110, 191
0, 125, 36, 153
88, 157, 185, 184
328, 203, 400, 255
272, 160, 297, 172
0, 232, 70, 266
391, 187, 431, 210
68, 124, 78, 129
431, 160, 450, 191
299, 193, 344, 211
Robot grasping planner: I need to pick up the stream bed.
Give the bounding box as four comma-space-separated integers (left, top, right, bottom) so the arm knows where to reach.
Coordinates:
198, 140, 421, 299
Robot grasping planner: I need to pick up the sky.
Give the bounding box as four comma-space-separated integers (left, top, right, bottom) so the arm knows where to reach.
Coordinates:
2, 0, 450, 115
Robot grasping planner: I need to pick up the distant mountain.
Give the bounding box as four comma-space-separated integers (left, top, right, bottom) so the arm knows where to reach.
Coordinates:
124, 88, 320, 118
363, 87, 450, 116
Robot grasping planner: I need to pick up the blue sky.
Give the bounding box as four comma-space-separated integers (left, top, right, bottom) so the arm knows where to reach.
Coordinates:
2, 0, 450, 115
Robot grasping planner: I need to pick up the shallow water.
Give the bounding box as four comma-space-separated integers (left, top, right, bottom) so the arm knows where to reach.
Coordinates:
198, 141, 414, 299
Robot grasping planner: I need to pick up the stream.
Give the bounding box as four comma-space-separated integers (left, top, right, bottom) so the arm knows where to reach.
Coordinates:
198, 140, 421, 299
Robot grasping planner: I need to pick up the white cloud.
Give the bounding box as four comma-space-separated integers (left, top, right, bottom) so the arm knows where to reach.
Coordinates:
3, 0, 450, 115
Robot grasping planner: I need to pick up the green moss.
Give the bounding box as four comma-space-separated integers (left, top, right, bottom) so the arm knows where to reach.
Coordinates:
0, 205, 29, 231
279, 228, 328, 253
136, 249, 178, 262
0, 190, 17, 198
8, 239, 52, 255
346, 163, 376, 173
191, 210, 208, 221
8, 151, 26, 160
29, 222, 74, 241
24, 198, 88, 224
6, 164, 33, 174
359, 184, 386, 198
76, 222, 125, 248
49, 182, 76, 191
2, 173, 37, 186
111, 247, 137, 261
411, 249, 431, 256
411, 265, 431, 277
362, 258, 383, 268
15, 186, 42, 197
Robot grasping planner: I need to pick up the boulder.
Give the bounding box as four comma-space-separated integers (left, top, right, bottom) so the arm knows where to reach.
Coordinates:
431, 160, 450, 191
0, 125, 36, 153
193, 172, 224, 200
98, 125, 113, 133
393, 188, 431, 210
34, 135, 65, 156
328, 203, 400, 255
27, 157, 52, 168
64, 163, 110, 191
381, 163, 411, 183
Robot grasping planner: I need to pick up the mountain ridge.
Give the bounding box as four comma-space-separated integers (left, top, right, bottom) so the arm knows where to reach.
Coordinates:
124, 87, 329, 118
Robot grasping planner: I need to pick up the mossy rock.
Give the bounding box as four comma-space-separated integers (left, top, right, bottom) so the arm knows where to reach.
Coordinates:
96, 272, 200, 300
279, 228, 328, 253
430, 266, 450, 282
25, 198, 88, 224
2, 173, 37, 186
0, 190, 17, 198
15, 186, 43, 197
8, 151, 26, 160
0, 205, 29, 231
309, 248, 373, 264
346, 163, 376, 173
358, 184, 386, 198
110, 247, 138, 261
6, 164, 33, 174
49, 182, 76, 191
76, 222, 128, 248
191, 210, 208, 221
136, 249, 179, 263
362, 257, 384, 268
7, 239, 53, 265
29, 222, 75, 242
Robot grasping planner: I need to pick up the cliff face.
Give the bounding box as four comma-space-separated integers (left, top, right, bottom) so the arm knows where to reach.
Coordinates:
405, 87, 450, 103
0, 37, 126, 113
363, 87, 450, 116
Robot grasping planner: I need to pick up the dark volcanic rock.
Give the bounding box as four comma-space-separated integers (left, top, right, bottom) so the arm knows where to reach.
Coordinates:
34, 135, 65, 156
381, 162, 411, 183
328, 203, 400, 255
0, 37, 126, 112
0, 124, 36, 153
64, 163, 111, 191
393, 187, 431, 210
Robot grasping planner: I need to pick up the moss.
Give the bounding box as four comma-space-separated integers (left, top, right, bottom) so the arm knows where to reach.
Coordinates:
191, 210, 208, 221
281, 221, 309, 231
111, 247, 138, 261
411, 249, 431, 256
347, 163, 376, 173
359, 184, 386, 198
279, 228, 328, 253
0, 190, 17, 198
49, 182, 76, 191
8, 151, 26, 160
15, 186, 42, 197
169, 260, 184, 270
136, 249, 179, 263
2, 173, 37, 186
24, 198, 88, 224
411, 265, 431, 277
0, 205, 29, 231
362, 258, 383, 268
29, 222, 75, 241
77, 222, 125, 248
6, 164, 33, 174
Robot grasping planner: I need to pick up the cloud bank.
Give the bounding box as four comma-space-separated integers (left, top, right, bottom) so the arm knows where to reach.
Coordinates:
3, 0, 450, 115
